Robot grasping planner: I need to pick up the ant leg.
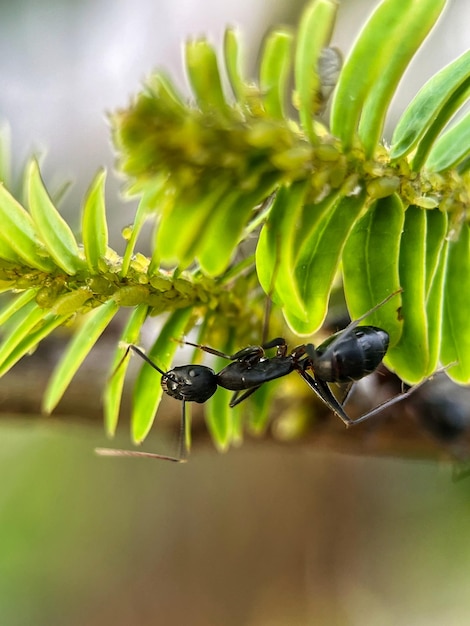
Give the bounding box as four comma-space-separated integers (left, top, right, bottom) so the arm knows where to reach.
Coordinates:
177, 399, 189, 461
229, 386, 262, 408
346, 371, 446, 426
262, 337, 286, 350
343, 289, 402, 333
262, 297, 273, 345
184, 338, 286, 364
178, 340, 234, 360
95, 400, 189, 463
181, 340, 267, 362
95, 402, 188, 462
95, 448, 186, 462
337, 381, 355, 406
296, 368, 354, 426
262, 337, 288, 357
301, 367, 452, 428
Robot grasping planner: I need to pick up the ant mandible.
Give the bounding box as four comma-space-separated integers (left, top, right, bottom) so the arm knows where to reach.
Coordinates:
95, 290, 430, 462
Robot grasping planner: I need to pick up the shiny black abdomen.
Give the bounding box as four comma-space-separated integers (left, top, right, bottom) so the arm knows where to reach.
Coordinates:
312, 326, 389, 383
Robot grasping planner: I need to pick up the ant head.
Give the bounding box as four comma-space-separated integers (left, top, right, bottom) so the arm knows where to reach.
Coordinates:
162, 365, 218, 403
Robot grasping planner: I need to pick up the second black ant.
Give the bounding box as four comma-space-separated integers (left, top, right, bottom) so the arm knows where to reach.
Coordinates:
96, 291, 438, 462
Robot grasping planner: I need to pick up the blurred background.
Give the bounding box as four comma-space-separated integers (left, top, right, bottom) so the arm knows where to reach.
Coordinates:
1, 0, 470, 624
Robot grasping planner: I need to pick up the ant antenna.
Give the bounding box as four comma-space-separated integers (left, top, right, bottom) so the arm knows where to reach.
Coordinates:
94, 447, 187, 462
338, 288, 403, 337
95, 397, 188, 462
125, 344, 167, 376
96, 344, 186, 461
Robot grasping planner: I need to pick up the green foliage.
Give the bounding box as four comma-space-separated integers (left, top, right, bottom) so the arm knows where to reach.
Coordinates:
0, 0, 469, 451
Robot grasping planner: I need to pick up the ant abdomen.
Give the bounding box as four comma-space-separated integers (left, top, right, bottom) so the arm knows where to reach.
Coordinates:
311, 326, 389, 383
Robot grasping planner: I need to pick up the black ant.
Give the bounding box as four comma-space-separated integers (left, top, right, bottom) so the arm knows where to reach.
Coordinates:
95, 291, 437, 462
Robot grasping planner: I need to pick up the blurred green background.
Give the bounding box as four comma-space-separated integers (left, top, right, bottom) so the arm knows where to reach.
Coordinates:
2, 420, 470, 625
1, 0, 470, 624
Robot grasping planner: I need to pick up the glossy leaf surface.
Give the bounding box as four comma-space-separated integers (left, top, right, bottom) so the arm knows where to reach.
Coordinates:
331, 0, 446, 154
441, 223, 470, 383
284, 192, 366, 335
0, 183, 54, 272
386, 206, 428, 382
260, 29, 293, 120
82, 169, 108, 272
103, 304, 149, 437
391, 49, 470, 166
343, 195, 404, 346
295, 0, 337, 142
43, 301, 119, 414
425, 110, 470, 172
27, 160, 83, 275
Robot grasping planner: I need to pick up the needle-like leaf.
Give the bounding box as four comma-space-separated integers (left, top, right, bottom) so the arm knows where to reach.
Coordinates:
43, 301, 119, 413
82, 169, 108, 272
27, 159, 83, 275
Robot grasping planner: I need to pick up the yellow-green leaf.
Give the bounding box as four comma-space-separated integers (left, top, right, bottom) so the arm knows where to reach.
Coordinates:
28, 159, 83, 275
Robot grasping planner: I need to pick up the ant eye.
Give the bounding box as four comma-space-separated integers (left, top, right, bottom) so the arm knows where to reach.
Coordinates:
189, 369, 197, 377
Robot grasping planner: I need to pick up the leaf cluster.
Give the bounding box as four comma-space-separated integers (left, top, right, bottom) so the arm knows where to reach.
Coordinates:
0, 0, 469, 450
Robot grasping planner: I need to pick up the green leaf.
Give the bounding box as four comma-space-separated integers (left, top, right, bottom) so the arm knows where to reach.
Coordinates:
102, 303, 149, 437
256, 182, 310, 322
390, 49, 470, 166
425, 211, 448, 374
185, 39, 229, 115
295, 0, 338, 143
284, 191, 366, 335
386, 206, 428, 383
204, 333, 244, 450
255, 183, 326, 316
42, 300, 120, 413
27, 159, 83, 275
441, 223, 470, 383
146, 72, 187, 115
0, 290, 38, 326
224, 29, 246, 104
131, 307, 192, 443
356, 0, 446, 157
197, 174, 278, 276
122, 191, 155, 277
424, 209, 448, 297
331, 0, 446, 153
0, 300, 47, 373
343, 195, 404, 346
425, 109, 470, 172
0, 311, 69, 377
260, 29, 293, 120
0, 184, 54, 272
82, 169, 108, 272
157, 182, 232, 268
205, 356, 234, 452
0, 237, 23, 264
0, 239, 23, 265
